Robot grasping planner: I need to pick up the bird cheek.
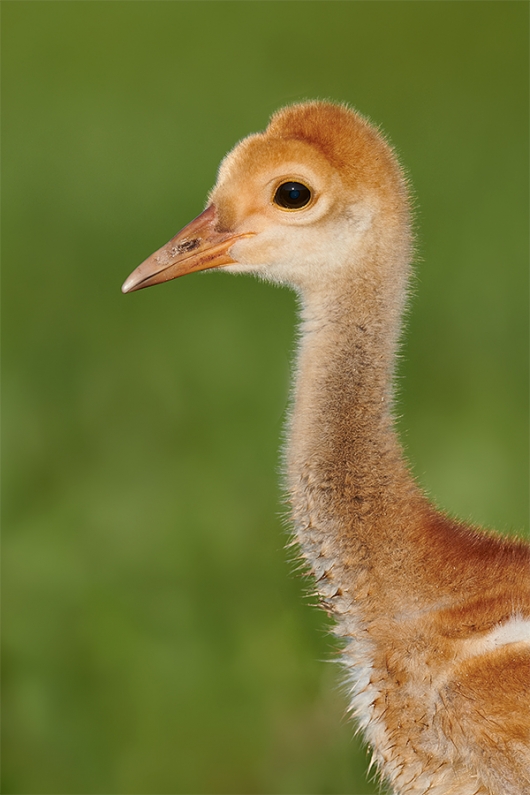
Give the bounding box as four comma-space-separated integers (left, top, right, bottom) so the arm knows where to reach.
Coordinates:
226, 236, 263, 269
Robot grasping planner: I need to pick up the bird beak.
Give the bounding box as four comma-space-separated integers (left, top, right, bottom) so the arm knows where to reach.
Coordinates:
121, 205, 253, 294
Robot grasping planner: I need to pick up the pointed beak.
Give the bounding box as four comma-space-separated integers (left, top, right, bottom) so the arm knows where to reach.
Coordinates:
122, 205, 253, 294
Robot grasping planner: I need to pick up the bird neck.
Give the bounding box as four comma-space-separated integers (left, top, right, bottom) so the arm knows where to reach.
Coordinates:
289, 269, 411, 497
286, 260, 426, 612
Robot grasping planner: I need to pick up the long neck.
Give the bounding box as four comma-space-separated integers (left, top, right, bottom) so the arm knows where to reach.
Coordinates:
286, 259, 428, 619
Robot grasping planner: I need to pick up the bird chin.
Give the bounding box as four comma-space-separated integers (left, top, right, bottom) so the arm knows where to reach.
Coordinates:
221, 261, 291, 288
221, 262, 255, 275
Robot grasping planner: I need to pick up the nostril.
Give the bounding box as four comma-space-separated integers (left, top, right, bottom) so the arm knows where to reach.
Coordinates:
177, 238, 201, 254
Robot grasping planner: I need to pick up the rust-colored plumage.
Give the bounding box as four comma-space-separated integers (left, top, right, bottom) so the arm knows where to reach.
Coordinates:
123, 101, 530, 794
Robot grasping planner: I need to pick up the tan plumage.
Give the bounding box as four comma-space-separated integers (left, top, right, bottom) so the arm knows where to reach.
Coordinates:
123, 101, 530, 795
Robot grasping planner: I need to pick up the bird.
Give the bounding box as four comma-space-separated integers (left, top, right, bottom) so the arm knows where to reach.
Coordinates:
122, 101, 530, 795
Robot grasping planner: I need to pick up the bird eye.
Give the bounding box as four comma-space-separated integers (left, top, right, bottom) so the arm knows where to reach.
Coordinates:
273, 181, 312, 210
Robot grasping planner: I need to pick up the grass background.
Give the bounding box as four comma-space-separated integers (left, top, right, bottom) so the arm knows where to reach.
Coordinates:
2, 2, 528, 794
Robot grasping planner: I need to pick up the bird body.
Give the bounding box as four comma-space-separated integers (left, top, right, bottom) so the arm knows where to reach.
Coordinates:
123, 102, 530, 794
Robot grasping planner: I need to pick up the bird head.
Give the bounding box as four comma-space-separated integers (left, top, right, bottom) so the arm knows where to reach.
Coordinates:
122, 101, 410, 296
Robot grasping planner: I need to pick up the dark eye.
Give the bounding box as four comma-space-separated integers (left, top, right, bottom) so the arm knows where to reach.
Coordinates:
273, 181, 312, 210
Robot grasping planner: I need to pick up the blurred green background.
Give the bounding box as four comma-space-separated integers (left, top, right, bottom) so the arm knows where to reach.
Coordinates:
2, 2, 528, 794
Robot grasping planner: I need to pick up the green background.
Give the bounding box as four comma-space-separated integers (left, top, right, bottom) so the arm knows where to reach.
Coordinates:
3, 2, 528, 794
